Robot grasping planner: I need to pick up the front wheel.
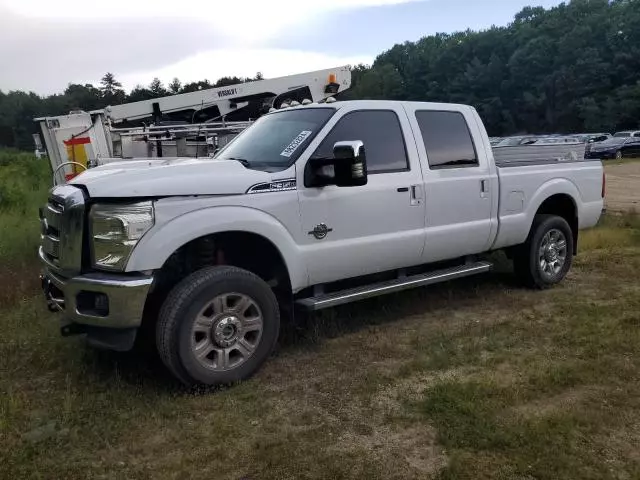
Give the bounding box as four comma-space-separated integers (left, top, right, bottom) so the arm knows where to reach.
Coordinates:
156, 266, 280, 386
615, 150, 623, 160
513, 214, 574, 289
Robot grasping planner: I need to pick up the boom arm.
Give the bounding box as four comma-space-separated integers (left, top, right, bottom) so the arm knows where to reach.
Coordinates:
104, 66, 352, 123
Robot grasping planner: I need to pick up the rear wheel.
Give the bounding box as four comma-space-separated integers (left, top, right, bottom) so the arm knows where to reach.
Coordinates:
156, 266, 280, 386
514, 214, 574, 289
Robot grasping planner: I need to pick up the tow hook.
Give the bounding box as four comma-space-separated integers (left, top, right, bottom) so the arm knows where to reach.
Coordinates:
40, 274, 64, 312
60, 323, 86, 337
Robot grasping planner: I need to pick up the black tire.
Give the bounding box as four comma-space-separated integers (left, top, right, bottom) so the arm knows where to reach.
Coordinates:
156, 266, 280, 386
513, 214, 574, 289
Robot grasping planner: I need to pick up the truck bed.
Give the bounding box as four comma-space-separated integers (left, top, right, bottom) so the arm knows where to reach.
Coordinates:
491, 156, 604, 250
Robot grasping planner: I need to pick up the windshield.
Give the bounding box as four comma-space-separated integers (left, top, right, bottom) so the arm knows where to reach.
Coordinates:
215, 108, 336, 171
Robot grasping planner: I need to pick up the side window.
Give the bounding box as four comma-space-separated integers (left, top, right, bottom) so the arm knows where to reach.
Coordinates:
312, 110, 409, 173
415, 111, 479, 169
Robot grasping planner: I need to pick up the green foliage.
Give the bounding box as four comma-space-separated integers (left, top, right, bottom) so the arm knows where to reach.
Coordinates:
352, 0, 640, 135
0, 150, 50, 266
148, 77, 167, 98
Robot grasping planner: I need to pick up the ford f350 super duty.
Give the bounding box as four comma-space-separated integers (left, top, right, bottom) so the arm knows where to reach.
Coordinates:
39, 100, 605, 386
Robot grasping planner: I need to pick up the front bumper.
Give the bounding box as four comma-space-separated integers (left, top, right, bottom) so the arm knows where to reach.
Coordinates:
39, 247, 153, 330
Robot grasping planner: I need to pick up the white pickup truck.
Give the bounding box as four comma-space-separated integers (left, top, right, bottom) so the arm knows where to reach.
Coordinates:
39, 100, 605, 386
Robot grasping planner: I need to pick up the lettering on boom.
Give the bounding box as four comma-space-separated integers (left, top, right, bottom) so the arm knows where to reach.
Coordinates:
217, 88, 238, 98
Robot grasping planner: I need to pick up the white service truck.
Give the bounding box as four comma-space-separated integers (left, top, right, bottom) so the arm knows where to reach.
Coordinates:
39, 100, 605, 386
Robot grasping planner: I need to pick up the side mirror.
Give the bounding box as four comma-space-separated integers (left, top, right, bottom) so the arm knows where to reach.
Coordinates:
333, 141, 367, 187
304, 140, 368, 188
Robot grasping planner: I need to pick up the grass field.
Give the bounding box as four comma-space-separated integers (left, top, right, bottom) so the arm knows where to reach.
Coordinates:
1, 152, 639, 479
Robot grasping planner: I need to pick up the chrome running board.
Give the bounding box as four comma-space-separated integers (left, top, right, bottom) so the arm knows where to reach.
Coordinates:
295, 261, 493, 311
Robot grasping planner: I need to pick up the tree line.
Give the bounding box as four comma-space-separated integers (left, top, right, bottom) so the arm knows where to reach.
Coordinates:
1, 0, 639, 150
347, 0, 640, 136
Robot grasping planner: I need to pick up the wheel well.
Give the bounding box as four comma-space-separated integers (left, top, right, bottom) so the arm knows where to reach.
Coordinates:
142, 232, 292, 330
535, 194, 578, 252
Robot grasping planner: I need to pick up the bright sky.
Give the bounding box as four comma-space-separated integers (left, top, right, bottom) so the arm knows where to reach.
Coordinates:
0, 0, 562, 94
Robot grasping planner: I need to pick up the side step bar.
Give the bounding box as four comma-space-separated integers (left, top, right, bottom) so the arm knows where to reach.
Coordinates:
295, 261, 493, 311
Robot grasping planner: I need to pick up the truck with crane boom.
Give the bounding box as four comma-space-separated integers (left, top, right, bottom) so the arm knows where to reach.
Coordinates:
34, 67, 351, 184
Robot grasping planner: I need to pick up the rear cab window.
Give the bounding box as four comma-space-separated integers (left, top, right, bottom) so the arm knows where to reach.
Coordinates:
415, 110, 479, 169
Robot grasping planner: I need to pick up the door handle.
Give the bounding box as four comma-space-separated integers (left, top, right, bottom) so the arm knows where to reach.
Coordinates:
397, 187, 409, 192
480, 179, 489, 198
410, 185, 423, 206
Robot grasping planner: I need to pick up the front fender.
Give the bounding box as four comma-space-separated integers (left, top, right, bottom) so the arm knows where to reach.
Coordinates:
126, 205, 307, 292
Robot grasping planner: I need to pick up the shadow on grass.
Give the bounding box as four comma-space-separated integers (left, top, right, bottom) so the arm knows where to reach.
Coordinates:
278, 260, 519, 351
68, 254, 518, 392
75, 266, 519, 393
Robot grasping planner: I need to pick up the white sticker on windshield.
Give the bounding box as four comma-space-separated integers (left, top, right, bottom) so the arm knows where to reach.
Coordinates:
280, 130, 312, 157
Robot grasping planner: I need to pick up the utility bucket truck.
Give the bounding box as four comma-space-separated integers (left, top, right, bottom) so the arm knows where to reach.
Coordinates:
34, 67, 351, 184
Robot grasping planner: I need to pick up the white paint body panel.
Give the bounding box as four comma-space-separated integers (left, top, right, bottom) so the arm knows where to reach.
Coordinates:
492, 162, 604, 249
70, 157, 272, 197
70, 100, 603, 293
296, 102, 426, 285
403, 103, 499, 264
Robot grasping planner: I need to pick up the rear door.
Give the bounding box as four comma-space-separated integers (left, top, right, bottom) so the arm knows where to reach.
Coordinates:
404, 104, 497, 263
296, 104, 426, 285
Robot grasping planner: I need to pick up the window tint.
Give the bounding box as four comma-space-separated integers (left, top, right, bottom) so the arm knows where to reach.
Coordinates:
216, 108, 335, 171
415, 111, 479, 169
312, 110, 408, 173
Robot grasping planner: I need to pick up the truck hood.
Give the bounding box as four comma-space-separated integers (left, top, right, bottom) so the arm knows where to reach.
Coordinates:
69, 158, 278, 197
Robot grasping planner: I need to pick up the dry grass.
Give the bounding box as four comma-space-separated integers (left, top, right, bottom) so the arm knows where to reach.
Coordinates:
604, 159, 640, 213
1, 153, 640, 479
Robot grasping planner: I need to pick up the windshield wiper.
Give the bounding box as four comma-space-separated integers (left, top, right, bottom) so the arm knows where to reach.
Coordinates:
225, 157, 251, 168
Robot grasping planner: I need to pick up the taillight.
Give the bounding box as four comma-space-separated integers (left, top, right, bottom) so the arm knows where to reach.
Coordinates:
602, 172, 606, 198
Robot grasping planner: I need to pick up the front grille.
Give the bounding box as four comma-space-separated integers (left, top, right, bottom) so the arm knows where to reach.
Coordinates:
42, 198, 64, 262
42, 235, 60, 259
39, 185, 85, 274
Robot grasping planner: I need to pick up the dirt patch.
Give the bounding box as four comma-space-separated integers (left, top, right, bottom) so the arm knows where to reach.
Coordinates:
335, 425, 447, 478
511, 386, 602, 419
0, 264, 41, 308
604, 161, 640, 213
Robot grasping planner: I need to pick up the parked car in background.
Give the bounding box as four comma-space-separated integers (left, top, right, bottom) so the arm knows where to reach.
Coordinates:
585, 136, 640, 159
613, 131, 640, 138
576, 133, 612, 143
496, 136, 539, 146
496, 135, 582, 147
489, 137, 504, 146
531, 136, 582, 145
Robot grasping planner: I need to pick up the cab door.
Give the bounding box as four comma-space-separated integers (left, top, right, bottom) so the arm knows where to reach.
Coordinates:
403, 104, 497, 263
296, 104, 426, 286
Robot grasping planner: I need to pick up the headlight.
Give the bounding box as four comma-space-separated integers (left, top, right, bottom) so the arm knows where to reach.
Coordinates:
90, 202, 154, 271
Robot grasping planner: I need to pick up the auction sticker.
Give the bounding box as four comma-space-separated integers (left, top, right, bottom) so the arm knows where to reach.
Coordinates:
280, 131, 312, 157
